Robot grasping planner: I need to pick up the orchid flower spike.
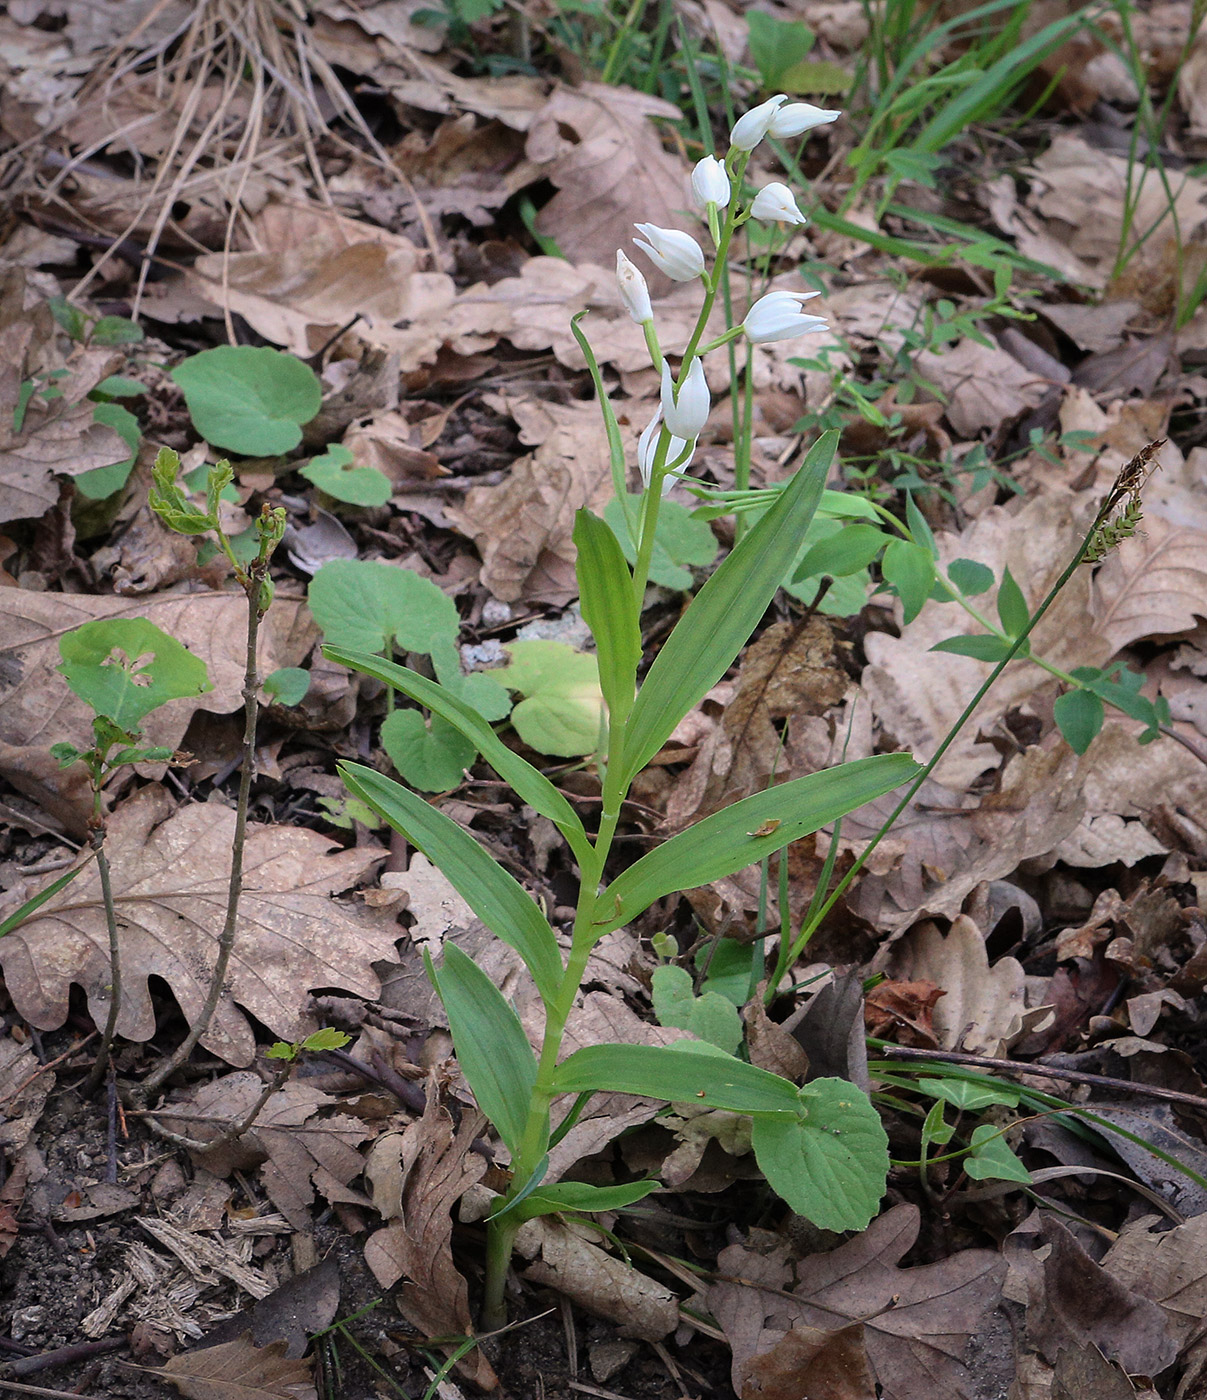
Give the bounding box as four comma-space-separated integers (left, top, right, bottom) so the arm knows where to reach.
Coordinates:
768, 103, 842, 139
638, 407, 694, 495
690, 155, 731, 211
750, 181, 807, 226
633, 223, 706, 282
744, 290, 828, 344
730, 94, 788, 151
616, 250, 653, 324
660, 357, 710, 440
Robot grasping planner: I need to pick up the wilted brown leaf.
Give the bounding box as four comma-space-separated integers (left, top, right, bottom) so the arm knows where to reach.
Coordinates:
1092, 512, 1207, 651
148, 1333, 316, 1400
740, 1323, 877, 1400
710, 1204, 1005, 1400
0, 587, 314, 830
1102, 1212, 1207, 1351
0, 786, 395, 1066
363, 1086, 496, 1390
914, 336, 1051, 436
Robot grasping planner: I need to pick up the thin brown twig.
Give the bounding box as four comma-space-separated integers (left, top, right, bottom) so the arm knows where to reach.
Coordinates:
0, 1033, 95, 1111
872, 1044, 1207, 1112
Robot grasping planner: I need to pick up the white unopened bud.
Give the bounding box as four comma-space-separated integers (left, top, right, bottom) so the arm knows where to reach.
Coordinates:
616, 250, 653, 324
660, 357, 710, 440
690, 155, 731, 211
729, 94, 788, 151
633, 223, 706, 282
749, 181, 807, 226
743, 290, 827, 344
768, 102, 842, 139
637, 407, 694, 496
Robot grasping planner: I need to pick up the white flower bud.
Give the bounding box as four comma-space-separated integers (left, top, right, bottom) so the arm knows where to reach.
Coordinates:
616, 250, 653, 324
633, 223, 706, 282
743, 290, 827, 344
749, 181, 807, 225
660, 357, 710, 440
690, 155, 731, 211
767, 102, 842, 139
729, 94, 788, 151
637, 408, 694, 495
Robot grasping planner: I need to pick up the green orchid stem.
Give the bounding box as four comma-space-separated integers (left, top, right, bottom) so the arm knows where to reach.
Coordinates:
769, 497, 1116, 998
80, 789, 121, 1098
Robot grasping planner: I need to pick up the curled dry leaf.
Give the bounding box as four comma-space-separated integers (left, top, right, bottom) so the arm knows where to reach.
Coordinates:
0, 587, 315, 831
710, 1204, 1005, 1400
0, 786, 396, 1066
147, 1333, 316, 1400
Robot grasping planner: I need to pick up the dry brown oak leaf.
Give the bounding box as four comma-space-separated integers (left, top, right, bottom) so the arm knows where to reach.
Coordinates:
146, 1333, 316, 1400
0, 785, 396, 1067
0, 587, 314, 833
709, 1203, 1005, 1400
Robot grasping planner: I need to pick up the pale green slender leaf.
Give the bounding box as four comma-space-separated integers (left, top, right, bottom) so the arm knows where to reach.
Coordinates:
574, 510, 640, 726
0, 862, 88, 938
621, 433, 834, 783
325, 648, 591, 870
339, 762, 564, 1002
515, 1179, 660, 1222
750, 1079, 888, 1230
596, 753, 918, 937
551, 1041, 802, 1116
429, 944, 537, 1155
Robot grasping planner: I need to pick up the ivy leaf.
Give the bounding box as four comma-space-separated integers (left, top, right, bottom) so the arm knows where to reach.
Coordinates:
171, 346, 321, 455
964, 1124, 1031, 1183
300, 444, 392, 508
497, 640, 604, 757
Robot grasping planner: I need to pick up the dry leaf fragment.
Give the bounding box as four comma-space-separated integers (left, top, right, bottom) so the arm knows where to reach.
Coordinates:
1102, 1212, 1207, 1352
1091, 513, 1207, 651
148, 1333, 316, 1400
710, 1204, 1005, 1400
739, 1323, 877, 1400
914, 336, 1051, 435
0, 786, 395, 1066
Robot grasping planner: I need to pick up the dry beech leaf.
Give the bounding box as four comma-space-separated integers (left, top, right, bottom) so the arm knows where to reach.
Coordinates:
1091, 513, 1207, 651
148, 1333, 316, 1400
889, 914, 1044, 1056
164, 1072, 372, 1230
0, 786, 395, 1066
525, 83, 695, 282
913, 336, 1051, 436
445, 397, 620, 604
363, 1087, 496, 1391
864, 492, 1106, 791
710, 1204, 1005, 1400
515, 1216, 679, 1341
0, 587, 314, 831
740, 1323, 877, 1400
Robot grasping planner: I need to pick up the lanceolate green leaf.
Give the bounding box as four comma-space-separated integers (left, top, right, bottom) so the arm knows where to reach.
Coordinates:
595, 753, 918, 937
749, 1079, 889, 1231
338, 762, 564, 1002
574, 510, 640, 727
429, 944, 537, 1156
514, 1179, 660, 1223
619, 432, 834, 785
325, 648, 591, 869
550, 1042, 803, 1117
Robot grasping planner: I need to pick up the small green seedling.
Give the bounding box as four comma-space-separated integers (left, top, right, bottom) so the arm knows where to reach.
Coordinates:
267, 1027, 353, 1062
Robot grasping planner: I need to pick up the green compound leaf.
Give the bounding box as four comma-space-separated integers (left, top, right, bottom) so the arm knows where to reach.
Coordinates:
550, 1041, 804, 1117
604, 493, 719, 590
513, 1179, 660, 1223
931, 634, 1016, 662
881, 537, 935, 624
964, 1124, 1032, 1183
380, 708, 476, 792
430, 943, 537, 1157
171, 346, 321, 455
338, 761, 563, 1003
1054, 687, 1104, 755
596, 753, 918, 937
309, 558, 459, 657
652, 965, 743, 1053
300, 444, 392, 507
263, 667, 310, 707
75, 402, 141, 499
750, 1079, 888, 1231
497, 640, 604, 758
792, 523, 887, 582
996, 566, 1030, 639
947, 558, 994, 596
621, 433, 833, 786
323, 648, 591, 870
574, 510, 640, 727
58, 617, 212, 730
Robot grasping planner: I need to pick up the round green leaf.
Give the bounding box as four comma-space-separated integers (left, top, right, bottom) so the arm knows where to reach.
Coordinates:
498, 640, 604, 757
947, 558, 994, 596
652, 965, 743, 1053
300, 444, 392, 507
604, 494, 718, 591
171, 346, 321, 455
75, 402, 141, 499
57, 617, 211, 729
381, 709, 476, 792
308, 558, 460, 657
1054, 687, 1104, 755
263, 667, 310, 707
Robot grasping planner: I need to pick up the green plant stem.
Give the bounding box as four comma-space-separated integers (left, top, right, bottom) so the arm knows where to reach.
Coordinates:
80, 831, 121, 1098
138, 559, 267, 1098
769, 496, 1114, 996
600, 0, 648, 84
